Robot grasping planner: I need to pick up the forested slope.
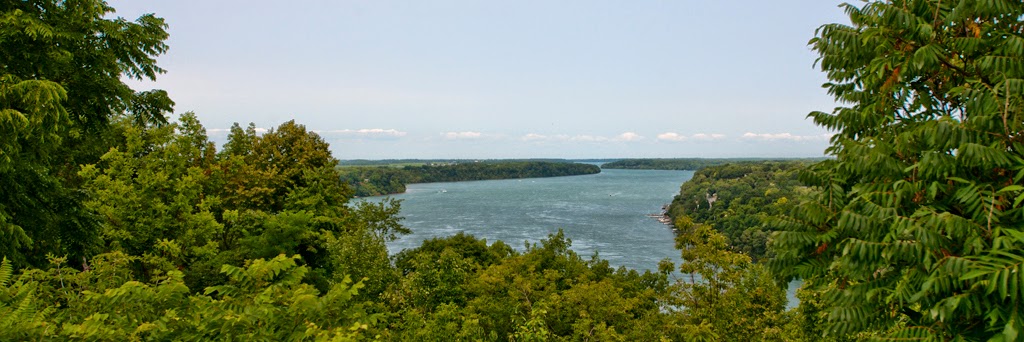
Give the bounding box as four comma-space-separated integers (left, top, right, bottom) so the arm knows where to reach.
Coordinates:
666, 161, 811, 261
339, 162, 600, 197
603, 158, 775, 170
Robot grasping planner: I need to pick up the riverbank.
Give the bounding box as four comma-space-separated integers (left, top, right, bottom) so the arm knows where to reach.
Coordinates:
646, 204, 674, 227
340, 161, 601, 197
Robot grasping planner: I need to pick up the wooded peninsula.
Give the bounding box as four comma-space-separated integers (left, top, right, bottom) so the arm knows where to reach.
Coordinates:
339, 161, 601, 197
601, 158, 824, 171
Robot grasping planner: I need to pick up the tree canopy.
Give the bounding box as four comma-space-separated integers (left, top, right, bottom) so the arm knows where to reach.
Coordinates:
667, 161, 810, 261
772, 1, 1024, 340
1, 0, 174, 268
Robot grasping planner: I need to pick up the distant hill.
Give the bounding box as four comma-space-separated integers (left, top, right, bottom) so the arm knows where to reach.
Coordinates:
666, 160, 814, 261
601, 158, 825, 171
339, 161, 600, 196
339, 158, 575, 167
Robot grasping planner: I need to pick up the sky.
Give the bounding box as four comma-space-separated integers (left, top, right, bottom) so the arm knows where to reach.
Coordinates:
109, 1, 850, 159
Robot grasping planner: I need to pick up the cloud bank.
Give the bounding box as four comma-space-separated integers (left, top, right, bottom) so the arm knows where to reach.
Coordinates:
613, 132, 644, 142
520, 132, 645, 143
442, 131, 484, 140
318, 128, 408, 137
741, 132, 832, 142
656, 132, 727, 142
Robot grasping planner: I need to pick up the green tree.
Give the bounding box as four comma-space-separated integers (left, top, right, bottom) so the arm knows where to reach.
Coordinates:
1, 254, 377, 341
666, 161, 807, 261
250, 120, 343, 212
772, 1, 1024, 340
0, 0, 172, 267
79, 115, 219, 258
667, 221, 789, 341
0, 0, 171, 130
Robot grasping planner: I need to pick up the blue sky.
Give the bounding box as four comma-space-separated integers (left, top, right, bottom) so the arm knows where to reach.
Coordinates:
111, 1, 849, 159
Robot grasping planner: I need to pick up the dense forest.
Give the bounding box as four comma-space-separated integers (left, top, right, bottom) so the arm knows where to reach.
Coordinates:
3, 1, 1023, 341
339, 162, 601, 197
339, 159, 576, 167
601, 158, 782, 170
665, 161, 811, 261
339, 167, 409, 197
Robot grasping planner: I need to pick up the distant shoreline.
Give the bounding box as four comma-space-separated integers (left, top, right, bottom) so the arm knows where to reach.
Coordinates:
354, 171, 603, 198
601, 157, 825, 171
342, 161, 600, 197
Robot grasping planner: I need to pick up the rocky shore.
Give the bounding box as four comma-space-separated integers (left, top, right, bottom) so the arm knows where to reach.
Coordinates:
646, 204, 674, 228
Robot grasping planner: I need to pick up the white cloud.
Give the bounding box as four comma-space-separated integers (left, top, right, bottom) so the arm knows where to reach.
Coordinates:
692, 133, 726, 140
569, 135, 608, 142
656, 132, 687, 142
523, 132, 645, 143
522, 133, 548, 141
317, 128, 408, 138
613, 132, 644, 142
442, 131, 483, 140
741, 132, 832, 142
657, 132, 726, 142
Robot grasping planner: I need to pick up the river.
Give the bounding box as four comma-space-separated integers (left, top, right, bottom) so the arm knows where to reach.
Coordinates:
361, 166, 800, 307
364, 168, 690, 272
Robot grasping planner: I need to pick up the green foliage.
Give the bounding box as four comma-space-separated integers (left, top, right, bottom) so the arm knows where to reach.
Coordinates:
79, 115, 219, 257
324, 226, 397, 300
772, 1, 1024, 340
2, 254, 377, 341
667, 161, 810, 261
223, 120, 351, 213
0, 160, 101, 268
381, 231, 676, 341
339, 161, 601, 197
394, 232, 514, 275
667, 222, 790, 341
404, 247, 476, 309
0, 257, 53, 340
0, 0, 173, 268
602, 158, 820, 171
389, 303, 490, 341
784, 280, 861, 342
0, 0, 171, 130
400, 161, 601, 184
199, 254, 376, 341
346, 198, 410, 241
338, 166, 408, 197
0, 75, 68, 170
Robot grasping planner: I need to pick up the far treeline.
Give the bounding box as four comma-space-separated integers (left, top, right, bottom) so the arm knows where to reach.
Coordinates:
339, 161, 600, 197
339, 158, 576, 167
602, 158, 825, 171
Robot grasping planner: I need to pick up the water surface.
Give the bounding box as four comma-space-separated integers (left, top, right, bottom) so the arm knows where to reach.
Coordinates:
366, 168, 692, 272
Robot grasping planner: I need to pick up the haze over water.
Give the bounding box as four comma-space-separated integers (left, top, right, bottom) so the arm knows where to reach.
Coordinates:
371, 167, 693, 272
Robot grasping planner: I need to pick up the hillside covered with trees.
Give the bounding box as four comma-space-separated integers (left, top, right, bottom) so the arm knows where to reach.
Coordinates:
339, 159, 576, 167
665, 161, 811, 261
768, 1, 1024, 339
339, 162, 601, 197
602, 158, 784, 170
3, 0, 1023, 341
